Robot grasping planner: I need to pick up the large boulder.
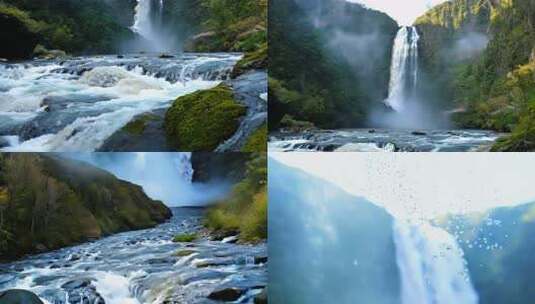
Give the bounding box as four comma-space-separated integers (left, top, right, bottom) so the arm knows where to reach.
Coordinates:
164, 84, 246, 151
0, 290, 44, 304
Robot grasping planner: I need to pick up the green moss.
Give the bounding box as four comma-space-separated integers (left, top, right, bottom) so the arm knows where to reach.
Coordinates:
232, 42, 267, 77
491, 103, 535, 151
174, 249, 197, 257
164, 84, 246, 151
121, 114, 160, 136
205, 154, 267, 242
172, 233, 198, 243
242, 123, 267, 152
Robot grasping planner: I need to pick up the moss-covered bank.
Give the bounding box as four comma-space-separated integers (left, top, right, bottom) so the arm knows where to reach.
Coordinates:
164, 84, 246, 151
204, 153, 267, 242
0, 154, 171, 261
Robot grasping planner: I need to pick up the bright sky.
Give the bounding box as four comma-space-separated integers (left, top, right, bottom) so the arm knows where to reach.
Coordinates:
271, 153, 535, 220
351, 0, 449, 25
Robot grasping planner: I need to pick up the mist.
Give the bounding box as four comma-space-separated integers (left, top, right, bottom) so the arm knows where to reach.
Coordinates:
369, 96, 451, 129
63, 153, 231, 207
450, 32, 489, 61
120, 0, 182, 53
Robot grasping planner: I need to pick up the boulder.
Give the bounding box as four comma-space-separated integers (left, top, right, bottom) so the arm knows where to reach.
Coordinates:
207, 287, 246, 302
0, 289, 44, 304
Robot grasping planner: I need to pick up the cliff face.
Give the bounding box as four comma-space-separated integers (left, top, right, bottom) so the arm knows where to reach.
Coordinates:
437, 201, 535, 304
0, 154, 171, 261
269, 0, 398, 129
268, 159, 400, 303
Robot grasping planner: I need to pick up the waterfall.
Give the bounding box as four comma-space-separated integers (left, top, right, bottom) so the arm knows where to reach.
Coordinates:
131, 0, 153, 39
131, 0, 170, 51
393, 220, 479, 304
384, 26, 420, 112
64, 153, 223, 206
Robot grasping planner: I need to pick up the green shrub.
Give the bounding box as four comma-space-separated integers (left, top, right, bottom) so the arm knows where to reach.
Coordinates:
173, 233, 198, 243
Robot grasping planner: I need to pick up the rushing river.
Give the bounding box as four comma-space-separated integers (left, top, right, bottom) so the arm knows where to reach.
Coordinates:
269, 128, 500, 152
0, 208, 267, 304
0, 53, 241, 152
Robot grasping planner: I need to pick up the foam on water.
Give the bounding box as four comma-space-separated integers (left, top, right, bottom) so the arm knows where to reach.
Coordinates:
0, 54, 240, 151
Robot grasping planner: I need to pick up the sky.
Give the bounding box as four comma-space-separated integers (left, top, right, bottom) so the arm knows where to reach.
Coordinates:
271, 153, 535, 220
351, 0, 449, 25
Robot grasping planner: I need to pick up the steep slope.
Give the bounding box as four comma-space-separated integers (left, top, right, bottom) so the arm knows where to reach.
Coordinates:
269, 0, 398, 130
415, 0, 535, 150
269, 158, 400, 304
0, 154, 171, 261
437, 201, 535, 304
0, 0, 135, 57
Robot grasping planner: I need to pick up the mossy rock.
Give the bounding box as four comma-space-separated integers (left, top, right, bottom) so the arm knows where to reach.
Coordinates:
242, 123, 267, 152
174, 249, 197, 257
232, 42, 267, 78
122, 113, 160, 135
165, 84, 246, 151
172, 233, 198, 243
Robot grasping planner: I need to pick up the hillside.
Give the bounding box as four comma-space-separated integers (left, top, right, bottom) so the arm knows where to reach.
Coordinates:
415, 0, 535, 150
269, 0, 398, 130
0, 154, 171, 261
268, 158, 400, 303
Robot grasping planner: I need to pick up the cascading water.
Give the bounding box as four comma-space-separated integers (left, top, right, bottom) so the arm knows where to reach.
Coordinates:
131, 0, 169, 51
62, 152, 228, 206
393, 220, 479, 304
384, 26, 420, 112
131, 0, 153, 39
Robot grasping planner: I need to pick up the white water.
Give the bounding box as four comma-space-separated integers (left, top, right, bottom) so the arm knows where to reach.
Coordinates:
393, 220, 479, 304
385, 26, 420, 112
131, 0, 170, 51
64, 152, 226, 206
132, 0, 154, 40
0, 54, 240, 152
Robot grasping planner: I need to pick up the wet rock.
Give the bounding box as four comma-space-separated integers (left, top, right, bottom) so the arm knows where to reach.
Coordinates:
207, 287, 246, 302
411, 131, 427, 136
146, 257, 176, 265
174, 249, 197, 257
99, 109, 171, 152
35, 244, 47, 252
159, 54, 175, 59
254, 288, 268, 304
369, 129, 376, 133
0, 289, 44, 304
181, 270, 228, 285
254, 256, 268, 264
61, 278, 91, 290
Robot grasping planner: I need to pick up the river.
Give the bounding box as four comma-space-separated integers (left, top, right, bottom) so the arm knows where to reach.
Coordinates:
0, 208, 267, 304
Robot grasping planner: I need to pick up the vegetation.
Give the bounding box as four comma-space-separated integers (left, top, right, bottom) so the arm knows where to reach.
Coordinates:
0, 0, 134, 58
205, 153, 267, 242
415, 0, 535, 150
0, 154, 171, 261
164, 84, 246, 151
121, 113, 160, 136
242, 123, 267, 152
172, 233, 198, 243
268, 0, 398, 130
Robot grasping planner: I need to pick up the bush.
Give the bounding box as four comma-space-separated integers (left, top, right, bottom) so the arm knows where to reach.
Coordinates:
172, 233, 198, 243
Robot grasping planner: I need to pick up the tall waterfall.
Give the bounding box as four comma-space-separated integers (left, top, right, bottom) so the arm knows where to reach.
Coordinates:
384, 26, 420, 112
393, 220, 479, 304
131, 0, 153, 39
131, 0, 169, 51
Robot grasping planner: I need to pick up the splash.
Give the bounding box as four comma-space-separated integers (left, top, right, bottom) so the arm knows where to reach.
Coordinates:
393, 220, 479, 304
